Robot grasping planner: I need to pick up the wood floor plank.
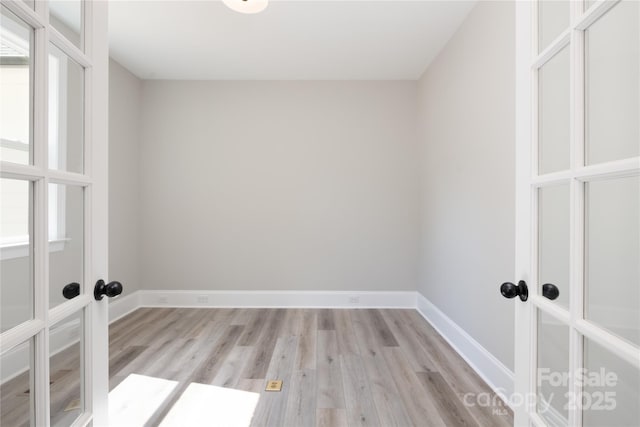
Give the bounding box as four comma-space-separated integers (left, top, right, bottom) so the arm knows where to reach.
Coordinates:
210, 308, 239, 326
116, 311, 210, 377
318, 309, 336, 331
237, 309, 268, 346
111, 308, 181, 351
159, 314, 229, 386
284, 369, 317, 427
115, 339, 176, 380
250, 335, 298, 427
166, 322, 229, 382
294, 309, 317, 370
399, 310, 513, 427
381, 347, 447, 427
190, 324, 244, 384
211, 345, 252, 389
109, 345, 147, 377
242, 309, 287, 380
340, 353, 381, 427
362, 309, 399, 347
181, 309, 214, 340
415, 371, 480, 427
109, 315, 158, 351
350, 310, 413, 427
146, 338, 194, 380
335, 309, 360, 356
381, 309, 437, 372
316, 408, 348, 427
280, 308, 304, 337
163, 338, 198, 377
230, 307, 255, 325
236, 378, 265, 394
108, 307, 150, 336
316, 330, 345, 410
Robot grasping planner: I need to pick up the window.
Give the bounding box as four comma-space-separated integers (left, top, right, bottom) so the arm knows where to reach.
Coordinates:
1, 17, 70, 260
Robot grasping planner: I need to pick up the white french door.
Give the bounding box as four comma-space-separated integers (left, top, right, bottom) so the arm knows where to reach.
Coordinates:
513, 0, 639, 426
0, 0, 109, 425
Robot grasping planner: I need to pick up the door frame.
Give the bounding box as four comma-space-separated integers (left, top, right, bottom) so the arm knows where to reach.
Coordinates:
514, 0, 640, 425
87, 0, 109, 424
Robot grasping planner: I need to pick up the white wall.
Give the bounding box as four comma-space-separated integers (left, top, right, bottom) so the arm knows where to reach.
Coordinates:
138, 81, 421, 292
416, 1, 515, 370
108, 59, 142, 295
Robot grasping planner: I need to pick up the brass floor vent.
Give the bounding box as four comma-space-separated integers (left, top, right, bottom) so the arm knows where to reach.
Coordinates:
265, 380, 283, 392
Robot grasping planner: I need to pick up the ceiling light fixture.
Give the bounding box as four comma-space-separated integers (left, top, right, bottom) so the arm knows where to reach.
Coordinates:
222, 0, 268, 14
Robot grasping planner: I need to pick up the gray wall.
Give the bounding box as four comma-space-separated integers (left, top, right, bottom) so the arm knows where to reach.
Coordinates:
108, 59, 142, 296
138, 81, 421, 292
416, 1, 515, 370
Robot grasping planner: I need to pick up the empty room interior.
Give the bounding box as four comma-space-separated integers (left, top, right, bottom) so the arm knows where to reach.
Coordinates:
0, 0, 639, 426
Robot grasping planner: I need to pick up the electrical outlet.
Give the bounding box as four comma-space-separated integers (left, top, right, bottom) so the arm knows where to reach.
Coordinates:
196, 295, 209, 304
158, 296, 168, 304
348, 296, 360, 305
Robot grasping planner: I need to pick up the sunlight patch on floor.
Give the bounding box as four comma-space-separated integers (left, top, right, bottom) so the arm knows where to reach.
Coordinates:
159, 382, 260, 427
108, 374, 178, 426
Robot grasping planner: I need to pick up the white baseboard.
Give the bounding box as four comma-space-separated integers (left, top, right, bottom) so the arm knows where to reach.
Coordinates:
109, 291, 141, 323
416, 292, 514, 405
138, 289, 417, 309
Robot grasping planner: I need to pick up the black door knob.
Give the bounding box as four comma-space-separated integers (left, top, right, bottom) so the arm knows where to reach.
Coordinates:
62, 282, 80, 299
94, 279, 123, 300
500, 280, 528, 302
542, 283, 559, 300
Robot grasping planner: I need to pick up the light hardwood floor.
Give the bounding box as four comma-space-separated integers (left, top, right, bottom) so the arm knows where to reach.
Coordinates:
1, 308, 513, 426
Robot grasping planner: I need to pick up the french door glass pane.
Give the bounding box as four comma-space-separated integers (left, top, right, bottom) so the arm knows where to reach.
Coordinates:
537, 310, 569, 426
49, 184, 84, 309
585, 0, 640, 165
0, 6, 33, 165
585, 176, 640, 346
48, 42, 84, 174
50, 311, 84, 426
49, 0, 82, 49
583, 338, 640, 426
0, 178, 33, 332
0, 339, 34, 427
539, 184, 570, 309
538, 0, 570, 53
539, 47, 570, 174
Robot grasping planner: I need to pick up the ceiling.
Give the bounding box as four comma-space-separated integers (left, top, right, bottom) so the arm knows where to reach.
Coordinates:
108, 0, 476, 81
